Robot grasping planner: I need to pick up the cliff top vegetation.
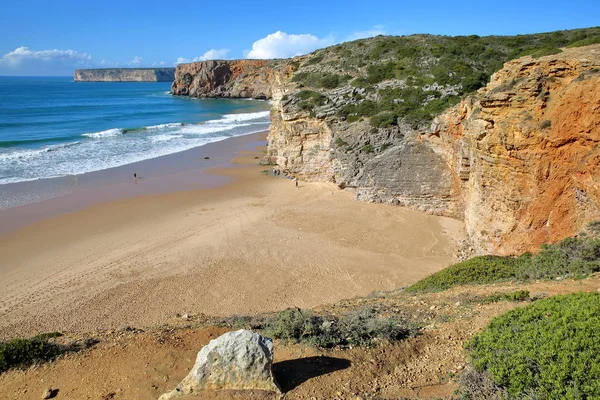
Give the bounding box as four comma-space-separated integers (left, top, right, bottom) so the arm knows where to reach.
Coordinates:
289, 26, 600, 129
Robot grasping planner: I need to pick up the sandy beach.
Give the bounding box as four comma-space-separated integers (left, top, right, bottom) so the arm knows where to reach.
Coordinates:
0, 132, 465, 339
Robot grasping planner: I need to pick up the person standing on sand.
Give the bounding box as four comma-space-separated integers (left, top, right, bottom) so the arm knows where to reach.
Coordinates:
293, 177, 298, 187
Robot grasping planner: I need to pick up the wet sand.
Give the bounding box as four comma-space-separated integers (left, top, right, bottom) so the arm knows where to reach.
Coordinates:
0, 132, 465, 339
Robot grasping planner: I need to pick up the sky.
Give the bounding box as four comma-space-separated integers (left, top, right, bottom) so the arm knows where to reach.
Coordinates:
0, 0, 599, 76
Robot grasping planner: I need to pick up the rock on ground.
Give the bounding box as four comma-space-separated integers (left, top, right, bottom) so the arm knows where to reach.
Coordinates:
159, 330, 280, 399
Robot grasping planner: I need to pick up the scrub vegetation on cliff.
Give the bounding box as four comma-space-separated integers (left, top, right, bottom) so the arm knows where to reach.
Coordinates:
290, 26, 600, 128
407, 234, 600, 293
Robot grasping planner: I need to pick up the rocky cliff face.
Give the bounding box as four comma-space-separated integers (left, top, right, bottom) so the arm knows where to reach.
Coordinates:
432, 45, 600, 254
171, 60, 295, 99
169, 44, 600, 256
267, 89, 461, 217
267, 45, 600, 255
74, 68, 175, 82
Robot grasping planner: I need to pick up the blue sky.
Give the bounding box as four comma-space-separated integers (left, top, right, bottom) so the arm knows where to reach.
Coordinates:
1, 0, 599, 75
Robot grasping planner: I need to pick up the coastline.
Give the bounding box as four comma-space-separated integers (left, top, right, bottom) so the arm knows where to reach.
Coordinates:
0, 131, 267, 235
0, 132, 465, 339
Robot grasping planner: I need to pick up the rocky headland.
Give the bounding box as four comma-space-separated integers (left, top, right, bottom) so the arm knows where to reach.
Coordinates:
74, 68, 175, 82
171, 29, 600, 256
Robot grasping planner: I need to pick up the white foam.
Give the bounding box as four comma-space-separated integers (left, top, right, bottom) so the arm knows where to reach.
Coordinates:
177, 123, 252, 136
1, 108, 271, 186
150, 134, 183, 143
82, 128, 123, 138
207, 111, 270, 124
0, 142, 81, 162
145, 123, 184, 130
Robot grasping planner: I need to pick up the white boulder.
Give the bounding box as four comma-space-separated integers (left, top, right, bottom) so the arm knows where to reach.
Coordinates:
159, 329, 280, 399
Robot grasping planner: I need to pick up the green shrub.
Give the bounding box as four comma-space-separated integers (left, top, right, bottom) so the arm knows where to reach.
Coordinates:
480, 290, 530, 304
406, 255, 523, 293
408, 236, 600, 293
361, 144, 374, 153
335, 137, 349, 147
263, 307, 417, 348
350, 77, 370, 88
370, 112, 396, 128
567, 37, 600, 48
516, 236, 600, 280
0, 333, 68, 373
319, 74, 350, 89
304, 54, 324, 65
465, 293, 600, 398
530, 46, 563, 58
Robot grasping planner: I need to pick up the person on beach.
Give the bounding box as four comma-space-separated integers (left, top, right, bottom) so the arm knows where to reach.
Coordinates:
293, 177, 298, 187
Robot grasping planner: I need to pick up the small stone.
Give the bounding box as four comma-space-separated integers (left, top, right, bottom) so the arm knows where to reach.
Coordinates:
41, 388, 56, 399
429, 305, 436, 310
455, 301, 461, 306
182, 313, 191, 320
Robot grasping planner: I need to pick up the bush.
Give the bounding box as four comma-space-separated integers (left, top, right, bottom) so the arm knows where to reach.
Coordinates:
567, 37, 600, 48
407, 236, 600, 293
0, 333, 68, 373
370, 112, 396, 128
480, 290, 530, 304
516, 236, 600, 280
263, 307, 417, 348
530, 46, 563, 58
465, 293, 600, 398
406, 255, 523, 293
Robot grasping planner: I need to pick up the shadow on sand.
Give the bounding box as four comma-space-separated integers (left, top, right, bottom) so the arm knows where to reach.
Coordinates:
273, 356, 351, 392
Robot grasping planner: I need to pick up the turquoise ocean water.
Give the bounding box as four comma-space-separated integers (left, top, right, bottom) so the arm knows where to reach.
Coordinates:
0, 76, 271, 186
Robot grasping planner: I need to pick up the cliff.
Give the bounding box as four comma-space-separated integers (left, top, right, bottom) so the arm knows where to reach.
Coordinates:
74, 68, 175, 82
433, 45, 600, 254
169, 29, 600, 255
267, 45, 600, 255
171, 59, 295, 99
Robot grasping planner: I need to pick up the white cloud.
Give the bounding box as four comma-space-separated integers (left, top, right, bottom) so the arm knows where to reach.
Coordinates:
0, 46, 92, 75
175, 48, 230, 65
246, 31, 334, 59
197, 48, 230, 61
347, 25, 387, 41
127, 56, 143, 67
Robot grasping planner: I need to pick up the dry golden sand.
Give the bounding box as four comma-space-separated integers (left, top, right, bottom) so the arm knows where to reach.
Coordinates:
0, 139, 464, 339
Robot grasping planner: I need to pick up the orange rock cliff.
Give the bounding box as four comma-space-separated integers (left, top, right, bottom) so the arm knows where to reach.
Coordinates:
170, 45, 600, 255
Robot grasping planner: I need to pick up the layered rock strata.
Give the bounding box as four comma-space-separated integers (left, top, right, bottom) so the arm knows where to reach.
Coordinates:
74, 68, 175, 82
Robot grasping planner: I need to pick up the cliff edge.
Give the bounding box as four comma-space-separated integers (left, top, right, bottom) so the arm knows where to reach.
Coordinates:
74, 68, 175, 82
171, 59, 295, 99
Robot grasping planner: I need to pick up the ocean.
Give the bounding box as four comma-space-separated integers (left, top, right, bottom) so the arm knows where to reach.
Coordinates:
0, 76, 271, 188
